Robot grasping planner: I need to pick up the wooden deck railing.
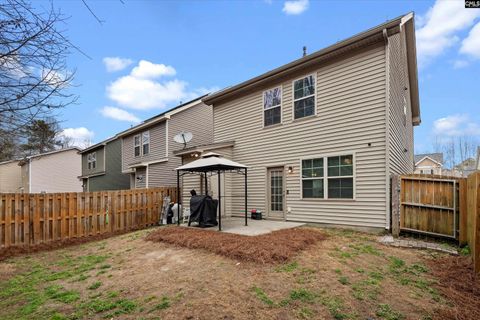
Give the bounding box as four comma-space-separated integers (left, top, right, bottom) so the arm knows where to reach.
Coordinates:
0, 187, 177, 249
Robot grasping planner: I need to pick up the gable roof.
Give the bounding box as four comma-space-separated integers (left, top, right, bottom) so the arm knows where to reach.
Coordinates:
414, 153, 443, 166
18, 147, 81, 166
116, 95, 208, 138
203, 13, 420, 125
79, 136, 116, 154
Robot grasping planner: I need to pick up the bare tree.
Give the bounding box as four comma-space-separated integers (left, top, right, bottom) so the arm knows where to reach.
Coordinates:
0, 0, 77, 137
431, 135, 478, 176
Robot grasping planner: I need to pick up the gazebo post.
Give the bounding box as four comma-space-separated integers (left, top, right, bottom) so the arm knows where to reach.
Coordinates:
218, 170, 221, 231
245, 167, 248, 226
176, 170, 180, 226
204, 172, 208, 195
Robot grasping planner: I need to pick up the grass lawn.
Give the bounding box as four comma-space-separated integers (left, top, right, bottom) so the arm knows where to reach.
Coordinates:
0, 226, 467, 319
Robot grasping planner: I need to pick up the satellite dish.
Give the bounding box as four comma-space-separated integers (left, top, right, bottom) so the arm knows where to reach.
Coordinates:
173, 131, 193, 149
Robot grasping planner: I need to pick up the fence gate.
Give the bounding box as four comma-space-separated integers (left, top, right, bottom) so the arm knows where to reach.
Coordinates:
399, 175, 459, 239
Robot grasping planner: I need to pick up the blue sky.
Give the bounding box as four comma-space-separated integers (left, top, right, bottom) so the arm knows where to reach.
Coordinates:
37, 0, 480, 153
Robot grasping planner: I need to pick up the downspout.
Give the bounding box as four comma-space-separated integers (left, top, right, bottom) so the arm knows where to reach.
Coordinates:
383, 28, 391, 230
28, 158, 32, 193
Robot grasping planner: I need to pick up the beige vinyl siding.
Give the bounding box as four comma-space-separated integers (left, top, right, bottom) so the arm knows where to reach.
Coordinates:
214, 43, 388, 228
134, 167, 147, 188
0, 161, 22, 193
387, 31, 414, 175
29, 149, 82, 193
122, 122, 167, 172
81, 146, 105, 176
148, 102, 213, 187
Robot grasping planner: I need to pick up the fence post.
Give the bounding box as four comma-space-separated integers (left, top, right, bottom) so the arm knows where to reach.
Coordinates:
459, 178, 468, 245
391, 175, 401, 238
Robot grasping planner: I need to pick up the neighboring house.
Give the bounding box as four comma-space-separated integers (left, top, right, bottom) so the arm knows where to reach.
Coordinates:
78, 137, 130, 192
18, 148, 82, 193
193, 13, 419, 230
0, 159, 23, 192
118, 96, 213, 188
454, 157, 477, 177
476, 147, 480, 171
414, 153, 443, 175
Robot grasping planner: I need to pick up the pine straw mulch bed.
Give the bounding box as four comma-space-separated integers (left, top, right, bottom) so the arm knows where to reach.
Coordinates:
145, 226, 326, 264
427, 256, 480, 320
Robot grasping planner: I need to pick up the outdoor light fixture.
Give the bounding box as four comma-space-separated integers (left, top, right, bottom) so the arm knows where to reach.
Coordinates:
288, 166, 293, 174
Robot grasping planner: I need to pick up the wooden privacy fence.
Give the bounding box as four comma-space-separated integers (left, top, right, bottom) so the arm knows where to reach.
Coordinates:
0, 187, 177, 249
392, 174, 462, 239
392, 172, 480, 273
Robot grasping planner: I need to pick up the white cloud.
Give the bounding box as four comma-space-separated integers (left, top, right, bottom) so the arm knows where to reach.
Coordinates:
106, 60, 217, 110
107, 76, 188, 110
103, 57, 133, 72
131, 60, 176, 79
453, 59, 469, 68
100, 106, 140, 123
433, 114, 480, 137
59, 127, 94, 148
460, 21, 480, 58
416, 0, 480, 67
282, 0, 309, 15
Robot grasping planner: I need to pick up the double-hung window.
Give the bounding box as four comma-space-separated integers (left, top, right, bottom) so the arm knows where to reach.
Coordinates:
142, 131, 150, 155
327, 155, 354, 199
293, 75, 315, 119
301, 158, 324, 198
263, 87, 281, 126
301, 154, 354, 199
134, 135, 141, 157
87, 152, 96, 170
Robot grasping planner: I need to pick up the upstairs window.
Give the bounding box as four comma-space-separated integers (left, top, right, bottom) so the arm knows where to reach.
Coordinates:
87, 152, 96, 170
263, 87, 282, 126
142, 131, 150, 155
134, 135, 141, 157
293, 75, 315, 119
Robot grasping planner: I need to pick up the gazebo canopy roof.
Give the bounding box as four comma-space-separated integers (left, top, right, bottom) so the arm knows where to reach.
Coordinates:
175, 152, 247, 173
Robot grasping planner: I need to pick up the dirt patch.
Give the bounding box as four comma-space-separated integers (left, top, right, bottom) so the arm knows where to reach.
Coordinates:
427, 256, 480, 320
145, 226, 326, 264
0, 227, 146, 262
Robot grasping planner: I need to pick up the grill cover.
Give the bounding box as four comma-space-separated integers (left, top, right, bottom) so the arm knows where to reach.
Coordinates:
189, 195, 218, 227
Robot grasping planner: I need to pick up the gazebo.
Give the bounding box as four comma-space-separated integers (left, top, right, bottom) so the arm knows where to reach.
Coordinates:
175, 152, 248, 231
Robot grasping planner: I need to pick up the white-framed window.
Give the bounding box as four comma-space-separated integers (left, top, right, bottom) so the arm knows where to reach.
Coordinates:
134, 135, 141, 157
301, 158, 324, 198
327, 155, 354, 199
293, 74, 315, 119
420, 169, 433, 175
87, 152, 96, 170
263, 87, 282, 126
142, 131, 150, 155
301, 154, 354, 199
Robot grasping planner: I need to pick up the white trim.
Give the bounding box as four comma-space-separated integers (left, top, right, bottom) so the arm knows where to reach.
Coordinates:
262, 86, 282, 128
291, 73, 317, 121
414, 155, 443, 167
146, 165, 149, 188
28, 159, 31, 193
165, 119, 169, 158
385, 34, 391, 230
299, 152, 356, 201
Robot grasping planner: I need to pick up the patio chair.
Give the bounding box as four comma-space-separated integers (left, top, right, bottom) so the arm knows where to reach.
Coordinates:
182, 207, 190, 224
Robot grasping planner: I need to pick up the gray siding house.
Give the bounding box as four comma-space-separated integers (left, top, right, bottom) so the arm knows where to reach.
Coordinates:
195, 13, 420, 230
118, 97, 213, 188
79, 137, 130, 192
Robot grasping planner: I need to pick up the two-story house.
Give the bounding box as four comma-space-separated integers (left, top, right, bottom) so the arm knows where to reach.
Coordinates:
118, 96, 213, 188
188, 13, 420, 230
414, 153, 443, 175
18, 148, 83, 193
78, 137, 130, 192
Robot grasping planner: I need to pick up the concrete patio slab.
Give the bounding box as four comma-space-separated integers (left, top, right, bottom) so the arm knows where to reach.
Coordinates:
183, 218, 305, 236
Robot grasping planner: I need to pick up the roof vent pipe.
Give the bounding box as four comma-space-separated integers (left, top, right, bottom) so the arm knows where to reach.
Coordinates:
303, 46, 307, 57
